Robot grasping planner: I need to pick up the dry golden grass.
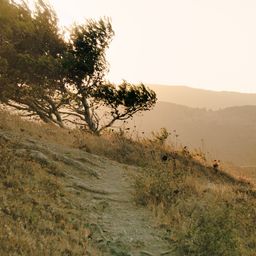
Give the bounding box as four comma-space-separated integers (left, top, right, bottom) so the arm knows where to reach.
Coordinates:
1, 110, 255, 183
1, 110, 256, 255
133, 154, 256, 255
0, 110, 168, 168
0, 140, 99, 255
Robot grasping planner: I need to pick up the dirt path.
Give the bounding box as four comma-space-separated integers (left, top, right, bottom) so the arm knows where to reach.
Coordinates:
63, 150, 174, 255
1, 131, 174, 255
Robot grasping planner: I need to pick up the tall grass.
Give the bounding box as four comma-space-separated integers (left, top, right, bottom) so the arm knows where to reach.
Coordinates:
1, 110, 256, 255
0, 141, 97, 255
134, 155, 256, 255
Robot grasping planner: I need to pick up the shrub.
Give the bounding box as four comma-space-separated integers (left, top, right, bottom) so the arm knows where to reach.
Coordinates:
175, 202, 240, 256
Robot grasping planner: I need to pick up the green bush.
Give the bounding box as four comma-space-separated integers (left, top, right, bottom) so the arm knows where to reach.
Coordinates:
175, 202, 240, 256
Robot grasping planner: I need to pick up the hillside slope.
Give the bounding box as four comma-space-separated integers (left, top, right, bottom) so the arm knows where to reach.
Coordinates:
0, 127, 173, 255
0, 111, 255, 255
131, 102, 256, 166
148, 85, 256, 109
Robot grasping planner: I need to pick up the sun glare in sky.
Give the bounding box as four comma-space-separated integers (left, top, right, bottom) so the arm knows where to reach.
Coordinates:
47, 0, 256, 93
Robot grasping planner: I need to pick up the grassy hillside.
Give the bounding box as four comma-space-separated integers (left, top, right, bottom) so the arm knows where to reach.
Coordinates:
130, 102, 256, 166
0, 110, 255, 255
148, 85, 256, 109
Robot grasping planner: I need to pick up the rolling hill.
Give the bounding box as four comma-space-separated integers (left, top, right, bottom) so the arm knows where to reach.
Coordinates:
130, 102, 256, 166
147, 85, 256, 110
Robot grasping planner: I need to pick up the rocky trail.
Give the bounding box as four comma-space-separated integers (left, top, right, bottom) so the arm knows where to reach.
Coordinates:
71, 154, 174, 256
0, 130, 174, 255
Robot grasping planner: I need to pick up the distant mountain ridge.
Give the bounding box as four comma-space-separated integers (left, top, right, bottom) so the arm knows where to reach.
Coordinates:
131, 101, 256, 166
147, 84, 256, 110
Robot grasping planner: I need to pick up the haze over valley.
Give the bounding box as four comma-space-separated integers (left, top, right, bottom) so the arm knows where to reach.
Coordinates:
129, 85, 256, 167
148, 84, 256, 109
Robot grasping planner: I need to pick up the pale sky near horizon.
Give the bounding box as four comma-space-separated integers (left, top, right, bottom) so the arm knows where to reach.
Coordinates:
47, 0, 256, 93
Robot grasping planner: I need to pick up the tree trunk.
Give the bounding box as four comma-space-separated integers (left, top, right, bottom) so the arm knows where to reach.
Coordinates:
81, 96, 97, 132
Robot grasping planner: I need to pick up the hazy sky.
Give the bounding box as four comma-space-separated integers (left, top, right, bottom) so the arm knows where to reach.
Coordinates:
48, 0, 256, 93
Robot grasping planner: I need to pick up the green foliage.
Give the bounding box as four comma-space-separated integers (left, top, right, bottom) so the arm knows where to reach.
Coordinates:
175, 203, 240, 256
62, 19, 156, 133
0, 0, 64, 84
95, 81, 156, 109
0, 0, 66, 126
90, 81, 157, 132
0, 1, 157, 132
64, 18, 114, 86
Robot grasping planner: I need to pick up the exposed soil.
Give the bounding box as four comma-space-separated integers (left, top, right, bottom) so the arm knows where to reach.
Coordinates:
1, 130, 174, 255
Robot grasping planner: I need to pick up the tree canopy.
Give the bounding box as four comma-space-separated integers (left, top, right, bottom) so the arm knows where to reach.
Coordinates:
0, 0, 157, 133
0, 0, 66, 126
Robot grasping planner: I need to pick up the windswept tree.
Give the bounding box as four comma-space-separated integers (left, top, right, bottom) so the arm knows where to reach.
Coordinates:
0, 1, 157, 132
0, 0, 66, 126
62, 19, 157, 133
91, 81, 157, 132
